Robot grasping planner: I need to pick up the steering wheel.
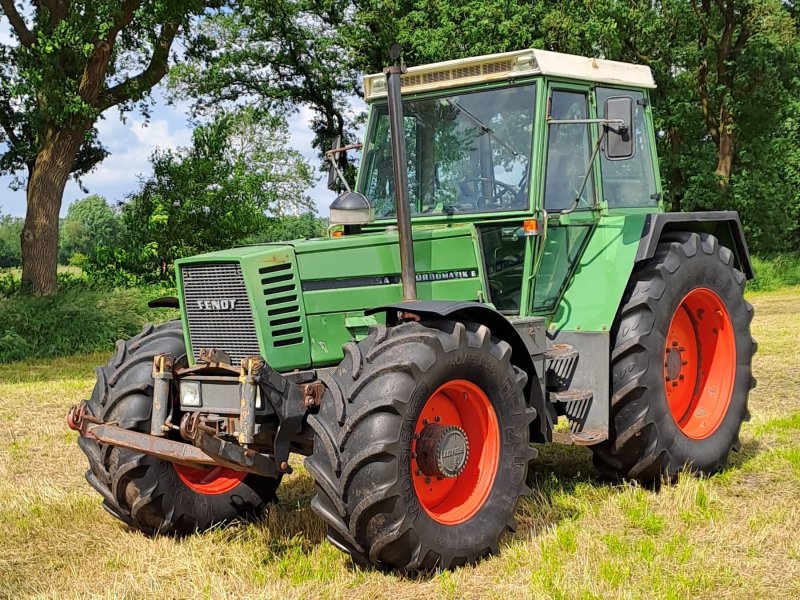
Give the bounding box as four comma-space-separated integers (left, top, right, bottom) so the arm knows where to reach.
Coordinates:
458, 177, 519, 209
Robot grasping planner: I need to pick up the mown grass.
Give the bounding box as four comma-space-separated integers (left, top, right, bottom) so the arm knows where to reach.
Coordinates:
0, 288, 798, 599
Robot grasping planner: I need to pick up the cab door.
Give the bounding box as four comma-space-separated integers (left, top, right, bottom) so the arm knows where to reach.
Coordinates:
531, 84, 601, 315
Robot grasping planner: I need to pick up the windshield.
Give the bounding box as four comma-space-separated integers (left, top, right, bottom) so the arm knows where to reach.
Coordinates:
360, 84, 537, 217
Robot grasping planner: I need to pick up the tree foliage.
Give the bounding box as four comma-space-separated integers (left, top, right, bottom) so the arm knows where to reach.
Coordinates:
116, 108, 314, 279
0, 211, 23, 268
0, 0, 219, 294
58, 194, 119, 264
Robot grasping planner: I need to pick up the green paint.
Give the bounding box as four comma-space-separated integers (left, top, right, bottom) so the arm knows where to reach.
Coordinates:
550, 214, 647, 332
172, 71, 741, 375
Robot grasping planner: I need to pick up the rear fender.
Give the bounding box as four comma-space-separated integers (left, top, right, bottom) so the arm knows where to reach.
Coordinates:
367, 301, 549, 442
636, 211, 753, 279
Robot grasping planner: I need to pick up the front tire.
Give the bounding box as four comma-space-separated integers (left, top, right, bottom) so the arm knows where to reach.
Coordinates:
591, 232, 756, 482
77, 321, 280, 534
306, 320, 536, 571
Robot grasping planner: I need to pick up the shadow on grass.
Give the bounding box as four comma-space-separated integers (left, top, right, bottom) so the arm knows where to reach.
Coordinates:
119, 435, 767, 575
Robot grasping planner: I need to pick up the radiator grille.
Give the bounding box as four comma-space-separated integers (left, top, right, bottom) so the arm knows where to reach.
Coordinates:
181, 263, 261, 365
260, 263, 304, 348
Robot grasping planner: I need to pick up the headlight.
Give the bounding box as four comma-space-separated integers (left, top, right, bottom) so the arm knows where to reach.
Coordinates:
180, 381, 202, 407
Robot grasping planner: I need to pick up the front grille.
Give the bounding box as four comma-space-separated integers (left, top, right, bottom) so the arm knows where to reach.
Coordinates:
260, 263, 304, 348
181, 263, 261, 365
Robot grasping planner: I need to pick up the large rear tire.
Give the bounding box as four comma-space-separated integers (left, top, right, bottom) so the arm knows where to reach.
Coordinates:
77, 321, 280, 534
591, 232, 756, 482
306, 319, 536, 572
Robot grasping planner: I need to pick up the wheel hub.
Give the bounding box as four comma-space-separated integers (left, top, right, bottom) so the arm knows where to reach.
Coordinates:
416, 424, 469, 478
665, 347, 683, 381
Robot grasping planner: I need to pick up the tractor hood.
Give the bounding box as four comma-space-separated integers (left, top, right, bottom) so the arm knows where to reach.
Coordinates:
175, 225, 486, 371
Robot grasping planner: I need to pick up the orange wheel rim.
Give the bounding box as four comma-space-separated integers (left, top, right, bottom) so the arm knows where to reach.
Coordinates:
174, 463, 246, 495
664, 287, 736, 439
411, 379, 500, 525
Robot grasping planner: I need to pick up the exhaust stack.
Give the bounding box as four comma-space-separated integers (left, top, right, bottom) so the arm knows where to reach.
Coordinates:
384, 43, 417, 302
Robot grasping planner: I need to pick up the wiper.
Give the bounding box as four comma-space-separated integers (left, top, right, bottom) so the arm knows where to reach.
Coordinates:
445, 98, 526, 162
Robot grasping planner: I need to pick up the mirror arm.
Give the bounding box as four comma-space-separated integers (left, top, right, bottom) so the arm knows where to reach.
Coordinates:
547, 117, 627, 127
325, 145, 363, 193
560, 126, 608, 215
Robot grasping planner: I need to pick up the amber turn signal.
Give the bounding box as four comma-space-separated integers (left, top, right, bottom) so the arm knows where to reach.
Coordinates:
523, 219, 540, 236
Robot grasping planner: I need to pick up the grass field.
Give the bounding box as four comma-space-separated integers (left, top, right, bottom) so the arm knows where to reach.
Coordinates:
1, 287, 798, 599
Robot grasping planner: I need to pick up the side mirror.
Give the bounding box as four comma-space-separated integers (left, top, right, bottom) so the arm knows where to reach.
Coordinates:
327, 135, 342, 191
604, 97, 634, 160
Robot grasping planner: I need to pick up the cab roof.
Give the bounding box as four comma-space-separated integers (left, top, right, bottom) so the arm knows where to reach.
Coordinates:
363, 49, 656, 101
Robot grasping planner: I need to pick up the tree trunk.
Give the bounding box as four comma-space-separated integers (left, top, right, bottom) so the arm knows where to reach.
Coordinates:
21, 129, 84, 295
715, 124, 735, 183
668, 127, 683, 212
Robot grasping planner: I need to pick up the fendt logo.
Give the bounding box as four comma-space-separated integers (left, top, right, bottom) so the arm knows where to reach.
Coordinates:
196, 299, 238, 311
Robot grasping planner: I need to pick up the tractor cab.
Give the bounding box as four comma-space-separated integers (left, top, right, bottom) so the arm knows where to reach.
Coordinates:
343, 49, 661, 319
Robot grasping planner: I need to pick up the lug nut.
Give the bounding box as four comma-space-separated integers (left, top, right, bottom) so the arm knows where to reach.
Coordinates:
415, 469, 421, 476
434, 416, 441, 422
425, 477, 431, 484
423, 418, 429, 425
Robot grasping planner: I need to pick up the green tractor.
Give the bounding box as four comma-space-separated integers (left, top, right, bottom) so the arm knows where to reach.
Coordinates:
69, 47, 756, 572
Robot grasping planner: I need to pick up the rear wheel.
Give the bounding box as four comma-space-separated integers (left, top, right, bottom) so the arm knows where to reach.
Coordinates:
591, 232, 756, 482
306, 319, 536, 571
77, 321, 280, 534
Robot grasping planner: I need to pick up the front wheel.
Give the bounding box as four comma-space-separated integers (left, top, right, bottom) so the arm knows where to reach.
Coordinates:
305, 319, 536, 571
77, 321, 280, 534
591, 232, 756, 482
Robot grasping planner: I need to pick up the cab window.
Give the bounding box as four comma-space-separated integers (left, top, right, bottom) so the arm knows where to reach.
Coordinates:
596, 87, 658, 207
544, 91, 595, 211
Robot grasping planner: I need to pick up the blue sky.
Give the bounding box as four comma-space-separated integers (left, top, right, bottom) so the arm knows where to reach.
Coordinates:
0, 89, 343, 219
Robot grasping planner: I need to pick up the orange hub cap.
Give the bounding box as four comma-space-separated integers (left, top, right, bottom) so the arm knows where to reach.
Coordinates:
173, 464, 246, 495
411, 379, 500, 525
664, 287, 736, 439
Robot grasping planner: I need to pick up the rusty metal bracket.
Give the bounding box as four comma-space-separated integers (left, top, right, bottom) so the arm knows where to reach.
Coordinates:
238, 355, 263, 446
191, 426, 279, 478
150, 354, 174, 437
301, 381, 324, 409
68, 401, 262, 472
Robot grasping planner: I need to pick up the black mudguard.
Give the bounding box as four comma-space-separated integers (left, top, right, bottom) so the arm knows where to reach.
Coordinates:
367, 300, 549, 442
636, 211, 754, 279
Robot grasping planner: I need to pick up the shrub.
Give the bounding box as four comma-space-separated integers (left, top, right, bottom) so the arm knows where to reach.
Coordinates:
749, 253, 800, 292
0, 286, 177, 363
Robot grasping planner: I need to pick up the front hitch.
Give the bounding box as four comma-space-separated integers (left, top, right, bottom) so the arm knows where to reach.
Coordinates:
68, 350, 323, 478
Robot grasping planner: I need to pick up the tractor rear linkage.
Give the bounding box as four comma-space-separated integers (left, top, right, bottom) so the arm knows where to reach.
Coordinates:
67, 349, 324, 479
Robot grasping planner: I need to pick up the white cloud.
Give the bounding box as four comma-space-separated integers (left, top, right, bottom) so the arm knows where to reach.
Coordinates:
1, 86, 368, 219
78, 113, 191, 199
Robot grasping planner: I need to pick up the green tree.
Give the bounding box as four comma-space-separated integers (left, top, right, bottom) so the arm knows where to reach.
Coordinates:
239, 213, 327, 245
0, 0, 218, 295
59, 194, 119, 264
171, 0, 361, 172
120, 108, 314, 278
0, 211, 23, 268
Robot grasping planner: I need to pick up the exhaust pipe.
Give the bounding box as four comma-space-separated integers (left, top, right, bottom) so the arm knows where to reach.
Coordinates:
384, 43, 417, 302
